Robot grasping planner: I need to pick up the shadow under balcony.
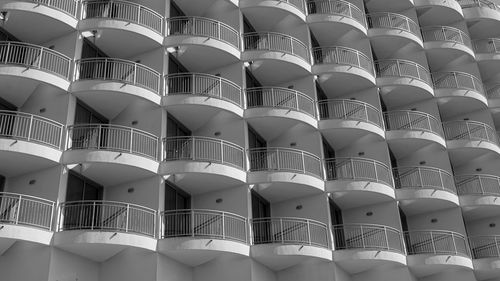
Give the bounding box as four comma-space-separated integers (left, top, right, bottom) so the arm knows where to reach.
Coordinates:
469, 235, 500, 280
54, 200, 157, 261
0, 111, 64, 176
158, 209, 249, 266
251, 217, 331, 270
0, 192, 55, 254
405, 230, 473, 277
458, 0, 500, 32
325, 157, 395, 207
248, 147, 324, 202
456, 174, 500, 220
394, 166, 459, 215
63, 124, 160, 186
333, 223, 407, 274
415, 0, 464, 21
240, 0, 307, 22
160, 136, 247, 194
421, 26, 475, 64
367, 12, 423, 47
306, 0, 368, 37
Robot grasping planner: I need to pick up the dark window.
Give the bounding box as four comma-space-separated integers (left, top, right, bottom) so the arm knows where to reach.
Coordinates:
66, 171, 103, 201
0, 175, 5, 193
167, 114, 190, 137
164, 182, 190, 210
81, 38, 108, 59
168, 54, 188, 74
251, 190, 270, 219
170, 1, 185, 17
251, 190, 271, 244
163, 182, 191, 237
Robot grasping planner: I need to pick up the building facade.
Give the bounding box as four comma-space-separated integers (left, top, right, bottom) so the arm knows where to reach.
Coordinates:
0, 0, 499, 280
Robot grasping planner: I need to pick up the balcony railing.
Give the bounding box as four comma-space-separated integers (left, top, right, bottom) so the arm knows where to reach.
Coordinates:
405, 230, 470, 257
457, 0, 500, 10
0, 110, 64, 149
487, 84, 500, 99
167, 17, 240, 48
166, 73, 242, 107
59, 201, 156, 237
306, 0, 366, 27
81, 0, 163, 34
164, 136, 245, 169
384, 110, 444, 136
252, 217, 329, 248
243, 32, 310, 63
375, 59, 432, 85
0, 192, 54, 230
32, 0, 79, 17
246, 87, 316, 117
393, 166, 456, 193
333, 224, 405, 253
455, 174, 500, 196
273, 0, 307, 13
431, 71, 485, 96
421, 26, 473, 49
367, 12, 421, 39
161, 209, 248, 243
76, 58, 161, 94
67, 124, 159, 160
469, 236, 500, 259
318, 99, 383, 128
474, 38, 500, 54
312, 46, 374, 75
324, 157, 394, 187
0, 41, 71, 79
442, 120, 499, 145
248, 147, 322, 178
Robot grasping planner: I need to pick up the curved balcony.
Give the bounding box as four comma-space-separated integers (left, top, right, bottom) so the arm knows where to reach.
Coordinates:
158, 209, 249, 266
72, 58, 162, 107
240, 0, 307, 21
0, 192, 54, 253
242, 32, 311, 79
306, 0, 367, 36
312, 46, 375, 95
0, 111, 63, 176
251, 217, 331, 269
487, 84, 500, 109
79, 0, 163, 56
318, 99, 385, 141
165, 17, 240, 62
456, 174, 500, 219
325, 157, 395, 205
421, 26, 474, 60
333, 224, 406, 273
248, 147, 324, 201
458, 0, 500, 28
394, 166, 458, 213
473, 38, 500, 82
0, 41, 71, 92
414, 0, 464, 20
443, 120, 500, 158
375, 59, 433, 104
164, 73, 243, 119
470, 235, 500, 279
384, 110, 445, 147
405, 230, 473, 274
245, 87, 317, 128
64, 124, 159, 185
161, 136, 246, 194
367, 12, 423, 47
54, 200, 156, 261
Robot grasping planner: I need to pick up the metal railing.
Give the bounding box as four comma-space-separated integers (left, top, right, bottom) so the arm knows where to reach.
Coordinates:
384, 110, 443, 136
442, 120, 499, 145
375, 59, 432, 85
333, 224, 405, 253
0, 41, 71, 79
81, 0, 163, 34
271, 0, 307, 13
252, 217, 329, 248
76, 58, 161, 94
67, 124, 159, 160
246, 87, 316, 117
473, 38, 500, 54
324, 157, 393, 187
248, 147, 322, 178
431, 71, 485, 96
367, 12, 422, 39
166, 73, 242, 107
405, 230, 470, 257
487, 84, 500, 99
393, 166, 456, 193
469, 236, 500, 258
161, 209, 248, 243
312, 46, 374, 75
167, 17, 240, 48
0, 192, 54, 230
59, 201, 156, 237
421, 26, 473, 49
31, 0, 79, 17
318, 99, 383, 128
0, 110, 64, 149
455, 174, 500, 196
306, 0, 366, 27
243, 32, 310, 63
457, 0, 500, 10
164, 136, 245, 169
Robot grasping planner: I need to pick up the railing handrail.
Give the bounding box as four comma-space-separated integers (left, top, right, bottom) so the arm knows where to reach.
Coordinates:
421, 25, 471, 45
405, 229, 467, 238
29, 0, 79, 17
442, 120, 497, 141
77, 57, 160, 76
0, 192, 55, 230
405, 229, 470, 257
394, 166, 453, 176
306, 0, 366, 26
375, 59, 431, 84
457, 0, 500, 10
431, 71, 485, 94
165, 72, 241, 93
0, 192, 55, 205
60, 200, 156, 213
166, 16, 240, 38
248, 146, 320, 160
455, 174, 500, 195
393, 166, 455, 192
272, 0, 307, 12
0, 41, 70, 60
333, 223, 401, 233
384, 110, 443, 134
317, 99, 383, 127
312, 45, 372, 70
252, 216, 327, 228
246, 87, 315, 103
164, 135, 243, 151
245, 86, 316, 117
161, 208, 247, 221
366, 12, 421, 37
325, 156, 391, 170
68, 123, 158, 139
487, 84, 500, 98
0, 110, 64, 127
242, 31, 310, 62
